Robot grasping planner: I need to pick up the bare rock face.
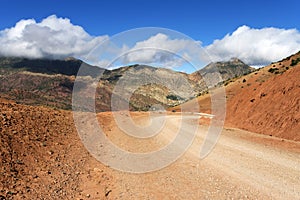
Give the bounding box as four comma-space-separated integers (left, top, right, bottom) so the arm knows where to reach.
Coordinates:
190, 58, 254, 88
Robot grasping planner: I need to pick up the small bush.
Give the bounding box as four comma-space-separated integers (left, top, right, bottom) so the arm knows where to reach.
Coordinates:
260, 93, 267, 98
291, 58, 300, 66
268, 68, 279, 73
167, 94, 182, 101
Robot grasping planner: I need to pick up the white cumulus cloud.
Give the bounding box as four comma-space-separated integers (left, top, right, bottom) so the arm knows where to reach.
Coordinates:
205, 25, 300, 66
1, 16, 300, 70
0, 15, 108, 59
122, 33, 202, 68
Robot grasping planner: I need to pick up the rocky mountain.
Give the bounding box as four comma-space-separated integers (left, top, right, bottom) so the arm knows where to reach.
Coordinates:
202, 58, 254, 80
99, 65, 197, 111
0, 57, 85, 76
189, 58, 254, 89
0, 57, 253, 111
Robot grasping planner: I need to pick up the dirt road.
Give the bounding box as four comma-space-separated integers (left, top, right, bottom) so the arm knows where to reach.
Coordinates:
77, 112, 300, 199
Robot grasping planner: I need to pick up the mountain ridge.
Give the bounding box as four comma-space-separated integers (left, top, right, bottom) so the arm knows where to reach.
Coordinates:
0, 56, 253, 111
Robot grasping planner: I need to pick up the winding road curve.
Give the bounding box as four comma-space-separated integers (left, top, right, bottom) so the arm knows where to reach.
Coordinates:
79, 112, 300, 199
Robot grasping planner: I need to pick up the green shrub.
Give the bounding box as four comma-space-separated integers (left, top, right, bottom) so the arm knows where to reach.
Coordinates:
268, 68, 279, 73
291, 58, 300, 66
167, 94, 183, 101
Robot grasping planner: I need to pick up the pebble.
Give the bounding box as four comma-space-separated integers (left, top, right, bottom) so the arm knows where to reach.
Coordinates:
93, 168, 103, 173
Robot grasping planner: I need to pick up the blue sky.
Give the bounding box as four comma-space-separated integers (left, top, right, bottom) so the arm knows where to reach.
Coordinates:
1, 0, 299, 45
0, 0, 300, 72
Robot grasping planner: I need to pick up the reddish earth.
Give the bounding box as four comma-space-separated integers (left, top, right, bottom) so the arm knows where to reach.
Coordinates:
226, 63, 300, 141
1, 52, 300, 199
1, 99, 300, 199
0, 100, 114, 199
174, 52, 300, 142
225, 52, 300, 141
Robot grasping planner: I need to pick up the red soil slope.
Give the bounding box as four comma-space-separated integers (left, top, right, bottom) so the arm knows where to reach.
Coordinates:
0, 100, 115, 199
226, 63, 300, 141
173, 52, 300, 141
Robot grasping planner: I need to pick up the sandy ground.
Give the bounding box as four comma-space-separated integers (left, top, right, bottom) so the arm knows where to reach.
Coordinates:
78, 112, 300, 200
1, 101, 299, 199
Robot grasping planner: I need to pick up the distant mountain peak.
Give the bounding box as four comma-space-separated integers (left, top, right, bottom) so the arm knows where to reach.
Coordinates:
64, 57, 78, 61
190, 58, 254, 87
229, 57, 244, 63
214, 58, 246, 65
